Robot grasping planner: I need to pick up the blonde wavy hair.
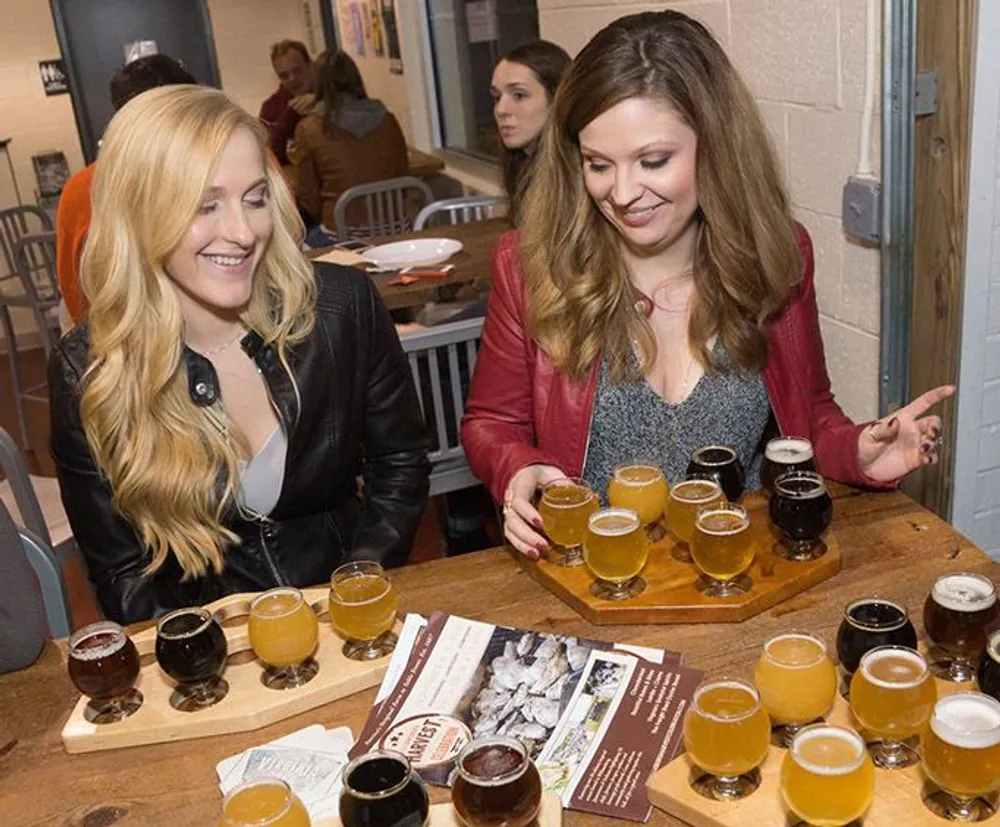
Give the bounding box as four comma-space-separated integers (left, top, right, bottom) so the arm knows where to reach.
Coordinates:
520, 11, 801, 382
79, 84, 316, 578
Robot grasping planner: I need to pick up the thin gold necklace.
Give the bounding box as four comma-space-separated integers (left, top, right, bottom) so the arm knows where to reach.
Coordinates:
188, 326, 246, 357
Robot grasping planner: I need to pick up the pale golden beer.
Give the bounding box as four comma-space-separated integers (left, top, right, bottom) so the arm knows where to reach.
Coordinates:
329, 561, 399, 661
221, 779, 312, 827
682, 679, 770, 800
923, 693, 1000, 800
691, 502, 754, 597
755, 632, 837, 727
607, 464, 668, 526
780, 725, 874, 827
538, 478, 598, 566
248, 588, 319, 668
667, 479, 723, 546
584, 508, 648, 600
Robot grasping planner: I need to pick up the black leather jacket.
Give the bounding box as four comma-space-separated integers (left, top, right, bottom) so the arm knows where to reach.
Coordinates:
49, 263, 430, 624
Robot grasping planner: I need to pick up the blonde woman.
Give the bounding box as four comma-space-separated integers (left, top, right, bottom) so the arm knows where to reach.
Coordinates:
49, 86, 430, 624
460, 11, 951, 559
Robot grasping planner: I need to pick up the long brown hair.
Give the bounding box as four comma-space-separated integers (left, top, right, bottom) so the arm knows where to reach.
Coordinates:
314, 49, 368, 138
497, 40, 571, 225
519, 11, 801, 382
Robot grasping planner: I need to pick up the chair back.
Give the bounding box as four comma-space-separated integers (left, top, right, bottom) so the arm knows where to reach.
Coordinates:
0, 426, 49, 546
19, 524, 72, 638
414, 196, 507, 231
399, 317, 484, 497
13, 232, 61, 355
0, 205, 52, 280
334, 176, 433, 241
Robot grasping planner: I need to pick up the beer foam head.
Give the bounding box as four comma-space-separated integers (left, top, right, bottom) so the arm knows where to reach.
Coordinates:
69, 621, 128, 661
859, 646, 928, 688
932, 572, 997, 612
250, 586, 305, 618
931, 693, 1000, 750
157, 607, 212, 639
692, 444, 736, 466
765, 437, 814, 463
613, 464, 663, 486
773, 471, 827, 499
588, 507, 639, 535
693, 679, 760, 721
671, 478, 721, 503
791, 725, 866, 775
764, 632, 827, 668
845, 598, 909, 632
696, 506, 749, 535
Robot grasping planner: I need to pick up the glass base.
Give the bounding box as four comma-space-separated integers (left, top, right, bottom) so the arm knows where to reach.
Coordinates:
929, 653, 978, 684
590, 576, 646, 601
866, 736, 920, 769
549, 545, 584, 567
924, 790, 998, 822
696, 573, 751, 598
260, 658, 319, 690
773, 538, 828, 562
82, 688, 144, 724
342, 631, 398, 661
691, 768, 761, 801
169, 677, 229, 712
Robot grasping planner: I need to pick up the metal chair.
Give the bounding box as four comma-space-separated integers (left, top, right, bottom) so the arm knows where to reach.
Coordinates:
1, 231, 60, 448
333, 176, 433, 242
0, 204, 52, 279
414, 195, 508, 230
398, 317, 484, 497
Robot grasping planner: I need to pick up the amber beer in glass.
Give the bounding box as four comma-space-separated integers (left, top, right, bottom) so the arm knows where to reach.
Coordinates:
537, 477, 598, 567
849, 645, 936, 768
691, 502, 755, 597
923, 572, 999, 682
452, 736, 542, 827
329, 561, 399, 660
686, 444, 745, 502
248, 587, 320, 689
666, 478, 723, 562
923, 692, 1000, 821
221, 778, 311, 827
780, 725, 874, 827
682, 678, 771, 800
754, 632, 837, 746
607, 464, 668, 529
155, 606, 229, 711
67, 620, 142, 723
339, 750, 430, 827
583, 508, 648, 600
760, 436, 816, 495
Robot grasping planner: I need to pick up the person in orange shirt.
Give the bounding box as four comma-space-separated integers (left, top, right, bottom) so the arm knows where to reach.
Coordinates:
57, 55, 196, 322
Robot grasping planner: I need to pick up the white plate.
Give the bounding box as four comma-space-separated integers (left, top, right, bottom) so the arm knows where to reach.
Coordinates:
363, 238, 463, 269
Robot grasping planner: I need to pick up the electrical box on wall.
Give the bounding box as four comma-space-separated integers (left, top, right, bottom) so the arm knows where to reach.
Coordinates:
843, 176, 882, 243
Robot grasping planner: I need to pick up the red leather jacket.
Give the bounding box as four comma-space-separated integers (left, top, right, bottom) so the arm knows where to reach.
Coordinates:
461, 227, 890, 504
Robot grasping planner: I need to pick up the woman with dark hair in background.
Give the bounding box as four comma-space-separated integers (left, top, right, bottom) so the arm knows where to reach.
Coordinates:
491, 40, 570, 225
294, 49, 409, 247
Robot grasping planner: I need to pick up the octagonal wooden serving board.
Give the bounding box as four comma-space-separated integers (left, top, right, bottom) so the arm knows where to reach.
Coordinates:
61, 587, 396, 754
516, 493, 841, 625
321, 792, 562, 826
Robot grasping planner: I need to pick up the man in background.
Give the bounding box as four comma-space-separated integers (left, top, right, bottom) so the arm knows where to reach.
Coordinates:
56, 54, 196, 323
259, 40, 316, 166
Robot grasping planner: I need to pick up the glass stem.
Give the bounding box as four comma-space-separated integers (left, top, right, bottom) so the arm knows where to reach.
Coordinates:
945, 796, 978, 821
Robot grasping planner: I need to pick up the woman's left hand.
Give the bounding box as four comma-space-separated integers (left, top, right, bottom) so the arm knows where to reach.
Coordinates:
857, 385, 955, 482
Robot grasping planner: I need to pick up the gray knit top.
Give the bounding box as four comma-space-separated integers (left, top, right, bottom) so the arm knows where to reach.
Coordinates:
581, 340, 771, 502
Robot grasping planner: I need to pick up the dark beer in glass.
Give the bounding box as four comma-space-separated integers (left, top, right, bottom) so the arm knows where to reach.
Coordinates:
923, 572, 1000, 682
686, 445, 745, 502
836, 598, 917, 676
452, 736, 542, 827
760, 437, 816, 494
67, 620, 142, 723
978, 630, 1000, 704
769, 471, 833, 561
155, 607, 229, 710
339, 750, 429, 827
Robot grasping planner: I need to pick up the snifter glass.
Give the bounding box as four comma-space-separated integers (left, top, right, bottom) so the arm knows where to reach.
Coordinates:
67, 620, 142, 724
923, 572, 1000, 683
583, 507, 648, 600
248, 587, 319, 690
835, 597, 917, 698
339, 750, 430, 827
537, 477, 599, 567
329, 561, 399, 661
666, 478, 724, 563
607, 463, 668, 538
761, 436, 816, 495
452, 736, 542, 827
686, 444, 745, 502
769, 470, 833, 561
220, 778, 311, 826
691, 502, 755, 597
155, 606, 229, 711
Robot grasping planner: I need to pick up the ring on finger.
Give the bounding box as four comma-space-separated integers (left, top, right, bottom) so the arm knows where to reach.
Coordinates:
502, 501, 513, 518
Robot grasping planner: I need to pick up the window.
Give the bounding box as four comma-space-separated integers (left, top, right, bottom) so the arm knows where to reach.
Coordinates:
423, 0, 539, 160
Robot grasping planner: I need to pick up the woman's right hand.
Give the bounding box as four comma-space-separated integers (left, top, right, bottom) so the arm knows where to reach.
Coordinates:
502, 464, 567, 559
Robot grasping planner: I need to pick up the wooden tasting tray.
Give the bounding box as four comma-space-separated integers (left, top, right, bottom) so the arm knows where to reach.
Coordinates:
322, 791, 562, 826
517, 493, 841, 625
61, 587, 395, 754
646, 677, 999, 826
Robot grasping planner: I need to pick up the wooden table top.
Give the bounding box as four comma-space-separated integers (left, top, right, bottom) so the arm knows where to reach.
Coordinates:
407, 146, 446, 178
3, 485, 996, 826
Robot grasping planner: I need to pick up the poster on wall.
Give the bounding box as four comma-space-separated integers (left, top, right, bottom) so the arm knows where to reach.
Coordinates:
381, 0, 403, 75
38, 59, 69, 96
349, 2, 366, 57
369, 1, 385, 57
466, 0, 497, 43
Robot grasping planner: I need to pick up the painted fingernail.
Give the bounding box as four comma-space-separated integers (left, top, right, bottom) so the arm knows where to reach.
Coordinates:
931, 426, 940, 438
888, 417, 899, 428
921, 443, 931, 454
535, 542, 548, 555
532, 518, 544, 530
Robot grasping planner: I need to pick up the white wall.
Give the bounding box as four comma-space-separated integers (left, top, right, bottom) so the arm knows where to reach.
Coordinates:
953, 1, 1000, 557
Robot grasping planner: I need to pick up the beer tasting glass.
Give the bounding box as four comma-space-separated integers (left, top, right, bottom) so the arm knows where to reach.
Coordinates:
329, 561, 399, 661
155, 606, 229, 711
922, 692, 1000, 822
583, 507, 648, 600
768, 471, 833, 561
451, 736, 542, 827
836, 598, 918, 680
691, 502, 755, 597
682, 678, 771, 800
221, 778, 311, 827
537, 477, 599, 567
248, 587, 320, 689
849, 645, 936, 768
67, 620, 142, 724
666, 478, 724, 562
760, 436, 816, 495
978, 629, 1000, 703
686, 444, 745, 502
339, 749, 430, 827
607, 463, 668, 534
780, 725, 874, 827
923, 571, 1000, 682
754, 632, 838, 747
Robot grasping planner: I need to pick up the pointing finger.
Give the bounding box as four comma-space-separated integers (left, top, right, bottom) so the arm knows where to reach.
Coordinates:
899, 385, 955, 419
